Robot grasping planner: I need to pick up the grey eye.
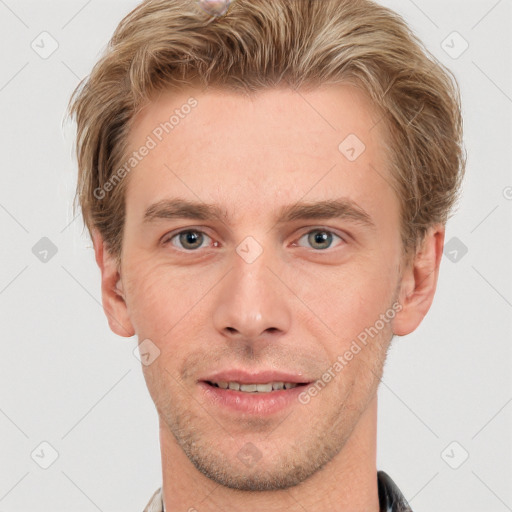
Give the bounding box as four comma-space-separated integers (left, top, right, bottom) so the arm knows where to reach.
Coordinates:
297, 230, 342, 250
171, 230, 210, 250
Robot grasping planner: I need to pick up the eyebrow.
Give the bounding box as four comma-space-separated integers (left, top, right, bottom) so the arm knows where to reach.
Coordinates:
142, 198, 376, 229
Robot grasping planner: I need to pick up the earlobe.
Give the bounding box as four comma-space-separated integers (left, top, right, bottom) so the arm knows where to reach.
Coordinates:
91, 229, 135, 338
392, 225, 445, 337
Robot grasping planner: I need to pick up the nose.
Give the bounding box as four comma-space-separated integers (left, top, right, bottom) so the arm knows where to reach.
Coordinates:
212, 248, 292, 342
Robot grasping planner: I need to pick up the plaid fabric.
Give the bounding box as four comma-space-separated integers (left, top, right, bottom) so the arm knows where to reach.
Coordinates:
143, 470, 412, 511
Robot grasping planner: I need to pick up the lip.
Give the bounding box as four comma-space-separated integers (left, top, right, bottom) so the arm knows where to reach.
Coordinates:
198, 380, 311, 415
200, 369, 311, 385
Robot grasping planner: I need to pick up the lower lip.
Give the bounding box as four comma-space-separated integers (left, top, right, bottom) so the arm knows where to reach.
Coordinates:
199, 381, 310, 415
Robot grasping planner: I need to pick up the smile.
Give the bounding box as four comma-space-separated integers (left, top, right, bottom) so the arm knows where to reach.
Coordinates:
207, 381, 306, 392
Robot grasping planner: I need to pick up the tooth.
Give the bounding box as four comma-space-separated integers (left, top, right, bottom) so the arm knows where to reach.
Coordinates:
256, 383, 273, 392
239, 384, 257, 392
214, 381, 300, 392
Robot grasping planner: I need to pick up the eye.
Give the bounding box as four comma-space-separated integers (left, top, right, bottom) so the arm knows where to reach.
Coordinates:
295, 229, 345, 250
164, 229, 214, 251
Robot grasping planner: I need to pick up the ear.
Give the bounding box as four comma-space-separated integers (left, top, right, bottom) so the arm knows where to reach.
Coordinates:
92, 229, 135, 338
392, 225, 445, 336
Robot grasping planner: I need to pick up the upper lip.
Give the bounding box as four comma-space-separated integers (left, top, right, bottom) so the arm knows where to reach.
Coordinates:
201, 369, 312, 385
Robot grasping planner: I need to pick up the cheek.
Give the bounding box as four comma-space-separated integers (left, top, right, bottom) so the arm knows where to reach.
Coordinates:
301, 258, 397, 332
123, 257, 219, 343
123, 262, 177, 337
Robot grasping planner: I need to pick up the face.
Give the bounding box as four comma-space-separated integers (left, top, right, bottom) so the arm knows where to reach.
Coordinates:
104, 84, 425, 491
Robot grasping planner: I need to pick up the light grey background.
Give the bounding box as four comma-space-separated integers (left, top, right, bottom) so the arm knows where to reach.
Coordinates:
0, 0, 511, 511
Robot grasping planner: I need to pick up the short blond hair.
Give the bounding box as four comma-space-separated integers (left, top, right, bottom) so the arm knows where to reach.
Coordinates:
68, 0, 465, 265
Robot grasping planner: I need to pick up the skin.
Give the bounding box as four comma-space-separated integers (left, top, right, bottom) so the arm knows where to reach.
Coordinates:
92, 83, 444, 511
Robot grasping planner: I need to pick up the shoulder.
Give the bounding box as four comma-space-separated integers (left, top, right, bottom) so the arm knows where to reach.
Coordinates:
142, 487, 163, 512
377, 471, 413, 512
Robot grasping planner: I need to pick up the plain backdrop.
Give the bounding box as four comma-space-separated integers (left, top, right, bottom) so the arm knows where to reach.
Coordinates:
0, 0, 511, 511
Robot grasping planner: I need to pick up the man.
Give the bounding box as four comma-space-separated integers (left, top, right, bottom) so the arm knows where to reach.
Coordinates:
68, 0, 465, 510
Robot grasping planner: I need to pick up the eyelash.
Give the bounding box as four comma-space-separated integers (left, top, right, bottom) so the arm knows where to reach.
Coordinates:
162, 227, 346, 252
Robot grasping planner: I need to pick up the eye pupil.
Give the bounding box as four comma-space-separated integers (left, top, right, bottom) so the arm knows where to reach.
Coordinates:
179, 231, 203, 249
308, 230, 332, 250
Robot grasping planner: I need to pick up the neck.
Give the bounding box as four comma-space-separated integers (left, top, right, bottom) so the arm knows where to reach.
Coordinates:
159, 394, 379, 512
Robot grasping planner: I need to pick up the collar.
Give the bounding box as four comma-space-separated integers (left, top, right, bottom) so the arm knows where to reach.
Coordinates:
378, 471, 413, 511
143, 470, 412, 511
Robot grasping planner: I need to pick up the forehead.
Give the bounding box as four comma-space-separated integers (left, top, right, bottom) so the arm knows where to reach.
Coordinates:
123, 84, 398, 227
129, 83, 383, 150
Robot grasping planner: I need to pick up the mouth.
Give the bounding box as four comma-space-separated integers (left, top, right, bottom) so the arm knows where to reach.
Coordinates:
204, 380, 309, 393
198, 372, 314, 415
